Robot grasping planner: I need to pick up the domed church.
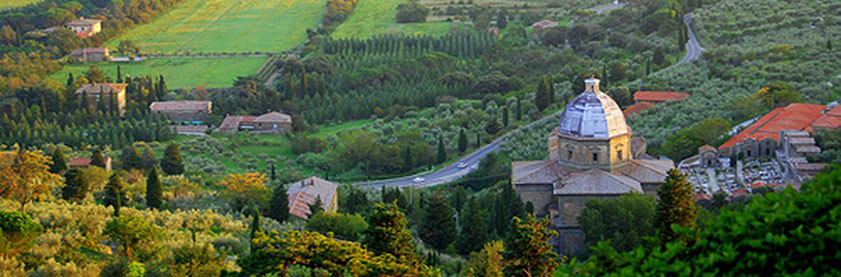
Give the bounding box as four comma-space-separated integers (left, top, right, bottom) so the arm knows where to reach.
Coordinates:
511, 77, 674, 255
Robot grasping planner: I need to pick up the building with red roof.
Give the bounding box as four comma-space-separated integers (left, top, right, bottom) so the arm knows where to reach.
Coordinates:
623, 102, 655, 117
286, 176, 338, 220
718, 103, 826, 158
633, 91, 689, 104
69, 156, 112, 171
531, 20, 559, 36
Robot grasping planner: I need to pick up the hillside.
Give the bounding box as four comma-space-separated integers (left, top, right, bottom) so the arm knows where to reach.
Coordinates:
0, 0, 41, 11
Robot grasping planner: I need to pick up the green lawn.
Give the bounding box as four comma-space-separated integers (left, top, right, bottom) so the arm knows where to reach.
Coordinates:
103, 0, 327, 54
310, 119, 374, 138
0, 0, 40, 10
332, 0, 452, 39
49, 57, 267, 89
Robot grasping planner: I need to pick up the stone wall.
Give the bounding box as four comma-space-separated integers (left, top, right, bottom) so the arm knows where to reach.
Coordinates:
514, 183, 554, 217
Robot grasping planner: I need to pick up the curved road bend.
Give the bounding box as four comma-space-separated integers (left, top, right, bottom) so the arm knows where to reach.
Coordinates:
356, 9, 706, 189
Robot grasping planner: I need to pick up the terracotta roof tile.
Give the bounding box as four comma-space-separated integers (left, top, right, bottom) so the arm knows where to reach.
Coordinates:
286, 176, 338, 220
623, 102, 655, 117
149, 101, 212, 112
555, 169, 642, 195
720, 103, 826, 149
253, 111, 291, 123
633, 91, 689, 102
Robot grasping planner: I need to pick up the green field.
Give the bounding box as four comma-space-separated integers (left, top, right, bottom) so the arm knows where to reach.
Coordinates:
50, 57, 267, 89
0, 0, 41, 10
103, 0, 327, 54
332, 0, 452, 39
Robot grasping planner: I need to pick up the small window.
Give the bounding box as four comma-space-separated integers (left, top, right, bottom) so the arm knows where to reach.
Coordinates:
617, 150, 623, 160
592, 153, 599, 162
567, 150, 573, 160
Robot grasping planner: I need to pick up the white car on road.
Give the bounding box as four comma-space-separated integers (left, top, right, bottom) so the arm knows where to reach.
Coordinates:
457, 162, 468, 169
413, 177, 425, 183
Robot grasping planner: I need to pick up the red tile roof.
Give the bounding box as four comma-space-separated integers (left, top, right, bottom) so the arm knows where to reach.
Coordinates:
731, 188, 749, 198
720, 103, 826, 149
69, 157, 92, 167
694, 193, 711, 202
809, 105, 841, 130
149, 101, 212, 112
623, 102, 655, 117
633, 91, 690, 102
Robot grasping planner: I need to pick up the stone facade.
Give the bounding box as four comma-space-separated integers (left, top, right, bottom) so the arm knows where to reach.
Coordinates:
149, 101, 212, 122
65, 17, 102, 37
75, 83, 127, 116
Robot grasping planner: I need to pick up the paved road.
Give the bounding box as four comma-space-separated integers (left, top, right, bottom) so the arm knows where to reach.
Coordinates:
676, 12, 705, 66
588, 1, 626, 14
358, 110, 564, 189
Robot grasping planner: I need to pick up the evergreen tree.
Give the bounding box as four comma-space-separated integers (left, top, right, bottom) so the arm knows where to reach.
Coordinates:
494, 184, 524, 237
91, 149, 106, 168
502, 215, 559, 276
62, 168, 89, 202
250, 207, 261, 241
548, 76, 555, 103
828, 39, 833, 51
157, 75, 167, 99
485, 117, 502, 135
116, 66, 122, 83
267, 183, 289, 223
122, 145, 143, 170
646, 57, 652, 75
497, 10, 508, 29
142, 146, 157, 170
269, 164, 276, 181
420, 193, 456, 252
104, 172, 125, 216
96, 87, 106, 113
146, 167, 163, 210
437, 135, 446, 164
160, 143, 185, 175
109, 90, 117, 116
403, 146, 413, 171
48, 147, 68, 174
80, 90, 89, 111
516, 95, 522, 121
535, 76, 549, 111
363, 203, 418, 261
653, 48, 665, 65
309, 196, 324, 216
458, 129, 468, 152
655, 169, 698, 242
342, 187, 371, 215
455, 196, 489, 255
502, 107, 509, 127
476, 133, 481, 148
602, 64, 609, 89
67, 72, 74, 87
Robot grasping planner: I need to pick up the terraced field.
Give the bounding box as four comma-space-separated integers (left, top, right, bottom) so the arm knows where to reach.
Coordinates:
50, 57, 267, 89
104, 0, 327, 55
332, 0, 453, 39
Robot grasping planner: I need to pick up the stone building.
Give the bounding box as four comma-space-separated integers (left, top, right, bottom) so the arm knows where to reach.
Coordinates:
286, 176, 339, 220
70, 48, 111, 62
218, 111, 292, 134
65, 17, 102, 38
531, 20, 559, 36
511, 77, 674, 255
149, 101, 212, 122
75, 83, 127, 116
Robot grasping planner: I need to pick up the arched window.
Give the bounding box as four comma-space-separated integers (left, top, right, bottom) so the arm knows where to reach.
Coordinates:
592, 152, 599, 162
617, 150, 623, 160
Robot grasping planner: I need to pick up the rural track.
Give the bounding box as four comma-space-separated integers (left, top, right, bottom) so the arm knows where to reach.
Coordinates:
676, 12, 705, 66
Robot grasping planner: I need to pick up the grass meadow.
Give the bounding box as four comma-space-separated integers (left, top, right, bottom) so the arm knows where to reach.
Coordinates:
50, 57, 267, 89
332, 0, 453, 39
0, 0, 41, 10
103, 0, 327, 54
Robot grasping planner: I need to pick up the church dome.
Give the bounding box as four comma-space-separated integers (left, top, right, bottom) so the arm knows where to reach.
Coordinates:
559, 78, 630, 139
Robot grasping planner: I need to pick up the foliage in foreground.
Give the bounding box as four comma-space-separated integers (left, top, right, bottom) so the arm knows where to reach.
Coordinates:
559, 166, 841, 276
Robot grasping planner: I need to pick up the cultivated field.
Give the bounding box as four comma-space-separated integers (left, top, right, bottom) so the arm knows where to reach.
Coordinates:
104, 0, 327, 55
50, 57, 267, 89
332, 0, 453, 39
0, 0, 41, 10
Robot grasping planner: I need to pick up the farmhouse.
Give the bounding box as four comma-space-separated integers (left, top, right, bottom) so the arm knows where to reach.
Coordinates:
149, 101, 212, 122
633, 91, 689, 104
531, 20, 559, 36
65, 17, 102, 38
70, 48, 111, 62
75, 83, 128, 116
218, 111, 292, 133
69, 157, 112, 171
511, 77, 674, 255
286, 176, 338, 220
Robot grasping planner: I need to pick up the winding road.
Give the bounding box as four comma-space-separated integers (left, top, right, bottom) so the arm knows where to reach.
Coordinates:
354, 6, 705, 189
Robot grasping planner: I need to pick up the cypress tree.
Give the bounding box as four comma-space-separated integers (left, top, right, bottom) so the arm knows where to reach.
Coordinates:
308, 196, 324, 216
655, 169, 698, 243
142, 146, 157, 170
96, 86, 106, 113
250, 207, 261, 240
535, 76, 549, 111
270, 164, 276, 181
497, 10, 508, 29
301, 68, 308, 96
420, 193, 456, 252
516, 95, 522, 121
109, 90, 117, 116
81, 90, 90, 111
457, 129, 468, 152
455, 196, 489, 255
160, 143, 185, 175
404, 146, 413, 170
548, 76, 555, 103
502, 107, 509, 127
146, 167, 163, 210
828, 39, 833, 51
49, 147, 68, 174
475, 133, 481, 148
62, 168, 89, 202
437, 135, 446, 164
122, 145, 143, 170
91, 149, 106, 168
267, 183, 289, 223
104, 172, 125, 216
157, 75, 167, 99
602, 64, 609, 88
116, 66, 122, 83
67, 72, 74, 87
363, 203, 418, 262
646, 57, 651, 75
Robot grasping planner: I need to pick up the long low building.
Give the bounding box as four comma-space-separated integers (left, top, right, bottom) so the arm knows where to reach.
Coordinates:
149, 101, 212, 123
217, 111, 292, 134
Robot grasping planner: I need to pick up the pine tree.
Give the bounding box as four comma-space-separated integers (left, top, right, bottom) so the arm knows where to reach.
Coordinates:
62, 168, 89, 202
116, 66, 122, 83
363, 203, 418, 262
502, 214, 559, 276
96, 87, 106, 113
49, 147, 68, 174
535, 76, 549, 111
91, 149, 106, 168
548, 76, 555, 103
494, 184, 525, 237
267, 183, 289, 223
160, 143, 185, 175
250, 207, 261, 241
502, 107, 509, 127
458, 129, 468, 152
146, 167, 163, 210
455, 196, 489, 255
420, 193, 456, 252
109, 90, 117, 116
157, 75, 167, 99
403, 146, 413, 170
104, 172, 125, 216
122, 145, 143, 170
437, 135, 446, 164
309, 196, 324, 216
655, 169, 698, 242
475, 133, 481, 148
269, 164, 276, 181
67, 72, 74, 87
646, 57, 651, 75
81, 90, 90, 111
142, 146, 157, 170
